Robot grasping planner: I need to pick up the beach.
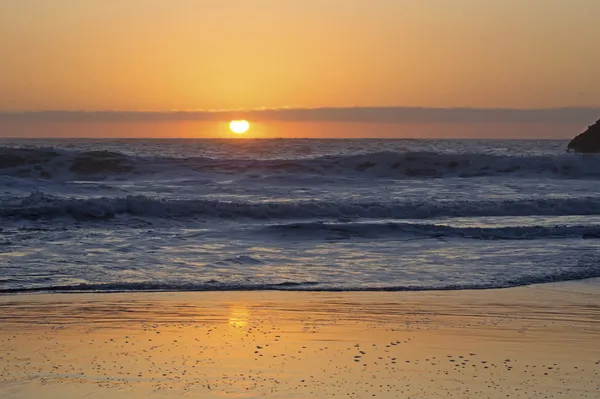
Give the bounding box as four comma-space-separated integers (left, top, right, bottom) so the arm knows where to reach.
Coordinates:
3, 1, 600, 397
1, 280, 599, 398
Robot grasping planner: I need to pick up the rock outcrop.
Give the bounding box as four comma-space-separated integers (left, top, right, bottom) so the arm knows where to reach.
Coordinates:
567, 119, 600, 153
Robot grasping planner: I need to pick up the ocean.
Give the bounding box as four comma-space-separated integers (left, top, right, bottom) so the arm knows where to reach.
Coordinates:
1, 138, 599, 293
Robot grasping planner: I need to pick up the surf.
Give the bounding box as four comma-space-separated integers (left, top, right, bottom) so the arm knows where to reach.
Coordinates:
2, 146, 600, 180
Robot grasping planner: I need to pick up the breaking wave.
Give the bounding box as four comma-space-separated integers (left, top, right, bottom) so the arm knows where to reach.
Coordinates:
0, 147, 134, 179
2, 146, 600, 180
3, 192, 600, 221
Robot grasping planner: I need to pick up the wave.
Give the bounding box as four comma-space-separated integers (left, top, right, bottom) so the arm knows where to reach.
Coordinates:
265, 221, 600, 240
3, 192, 600, 221
2, 146, 600, 180
2, 266, 599, 293
0, 147, 134, 179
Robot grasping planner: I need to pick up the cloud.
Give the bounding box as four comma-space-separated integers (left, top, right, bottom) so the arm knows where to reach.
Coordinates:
0, 107, 598, 124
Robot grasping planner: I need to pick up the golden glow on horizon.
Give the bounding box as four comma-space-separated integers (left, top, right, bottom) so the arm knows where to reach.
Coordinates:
230, 120, 250, 134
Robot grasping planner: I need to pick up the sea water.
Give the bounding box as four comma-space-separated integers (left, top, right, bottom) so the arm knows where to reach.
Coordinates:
0, 138, 599, 292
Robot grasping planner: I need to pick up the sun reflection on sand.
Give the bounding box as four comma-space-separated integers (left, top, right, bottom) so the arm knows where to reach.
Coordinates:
228, 305, 250, 329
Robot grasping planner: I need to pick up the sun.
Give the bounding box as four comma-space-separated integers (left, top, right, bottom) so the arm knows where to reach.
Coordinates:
229, 120, 250, 134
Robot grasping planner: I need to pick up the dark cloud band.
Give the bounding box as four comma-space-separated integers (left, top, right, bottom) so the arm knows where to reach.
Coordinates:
1, 107, 598, 124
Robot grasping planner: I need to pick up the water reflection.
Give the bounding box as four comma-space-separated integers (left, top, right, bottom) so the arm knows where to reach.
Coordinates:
228, 304, 250, 329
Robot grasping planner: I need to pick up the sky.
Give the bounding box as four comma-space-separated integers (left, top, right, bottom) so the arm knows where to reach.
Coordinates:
1, 0, 599, 138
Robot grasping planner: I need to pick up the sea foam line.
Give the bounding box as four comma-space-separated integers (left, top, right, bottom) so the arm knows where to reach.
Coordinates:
2, 265, 599, 294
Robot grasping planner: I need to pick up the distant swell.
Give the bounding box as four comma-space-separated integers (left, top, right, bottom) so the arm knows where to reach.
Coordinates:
3, 192, 600, 221
2, 146, 600, 180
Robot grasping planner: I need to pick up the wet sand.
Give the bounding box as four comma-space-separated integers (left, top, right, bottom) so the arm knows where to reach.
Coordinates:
1, 281, 599, 398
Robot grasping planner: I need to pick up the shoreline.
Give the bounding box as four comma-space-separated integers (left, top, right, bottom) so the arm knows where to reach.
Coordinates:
3, 276, 600, 297
2, 275, 600, 295
1, 279, 599, 398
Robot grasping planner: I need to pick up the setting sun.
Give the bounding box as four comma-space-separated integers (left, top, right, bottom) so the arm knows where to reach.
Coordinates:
229, 120, 250, 134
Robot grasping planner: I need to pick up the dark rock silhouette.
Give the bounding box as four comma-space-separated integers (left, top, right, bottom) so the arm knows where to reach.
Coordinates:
567, 119, 600, 153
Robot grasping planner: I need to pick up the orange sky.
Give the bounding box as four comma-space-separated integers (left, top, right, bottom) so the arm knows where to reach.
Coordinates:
0, 1, 599, 138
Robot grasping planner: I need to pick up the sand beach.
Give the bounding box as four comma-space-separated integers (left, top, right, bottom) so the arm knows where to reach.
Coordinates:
1, 280, 598, 398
